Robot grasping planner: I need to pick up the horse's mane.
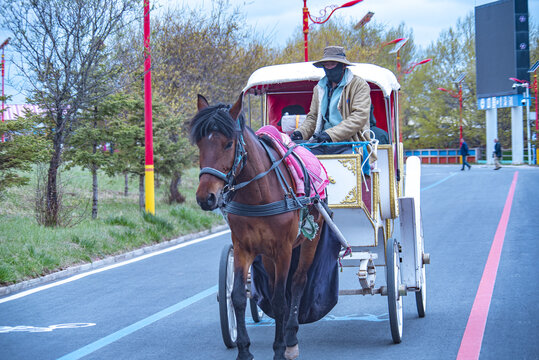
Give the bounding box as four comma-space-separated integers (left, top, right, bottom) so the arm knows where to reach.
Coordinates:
189, 103, 245, 144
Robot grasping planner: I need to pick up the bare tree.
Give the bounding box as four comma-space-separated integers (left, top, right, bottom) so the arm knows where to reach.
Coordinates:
1, 0, 138, 226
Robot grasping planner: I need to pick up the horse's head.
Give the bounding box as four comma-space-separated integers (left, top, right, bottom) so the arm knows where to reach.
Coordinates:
189, 94, 244, 211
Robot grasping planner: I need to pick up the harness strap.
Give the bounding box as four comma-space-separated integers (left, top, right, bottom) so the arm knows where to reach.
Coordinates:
258, 137, 292, 195
231, 142, 299, 192
224, 196, 312, 217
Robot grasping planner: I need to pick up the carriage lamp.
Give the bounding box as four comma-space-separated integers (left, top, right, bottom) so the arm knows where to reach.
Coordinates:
302, 0, 364, 61
510, 77, 532, 165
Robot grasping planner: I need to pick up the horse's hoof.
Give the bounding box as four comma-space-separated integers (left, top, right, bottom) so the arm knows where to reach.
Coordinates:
285, 344, 299, 360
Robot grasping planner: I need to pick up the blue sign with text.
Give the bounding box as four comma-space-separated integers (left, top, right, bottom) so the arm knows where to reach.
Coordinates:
477, 94, 524, 110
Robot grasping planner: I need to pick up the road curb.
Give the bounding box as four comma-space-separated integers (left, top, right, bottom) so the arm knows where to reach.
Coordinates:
0, 225, 229, 298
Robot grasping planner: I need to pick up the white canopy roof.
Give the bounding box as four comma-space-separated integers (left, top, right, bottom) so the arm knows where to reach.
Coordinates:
243, 62, 400, 97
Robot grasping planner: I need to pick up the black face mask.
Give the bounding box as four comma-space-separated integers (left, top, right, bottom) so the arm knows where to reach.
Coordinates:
323, 63, 344, 84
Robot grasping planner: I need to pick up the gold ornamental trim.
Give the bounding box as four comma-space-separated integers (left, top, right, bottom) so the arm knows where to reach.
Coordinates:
317, 153, 362, 209
378, 144, 398, 219
338, 159, 358, 176
372, 170, 380, 221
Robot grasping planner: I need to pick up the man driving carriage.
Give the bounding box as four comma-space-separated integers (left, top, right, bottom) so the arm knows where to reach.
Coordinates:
290, 46, 373, 156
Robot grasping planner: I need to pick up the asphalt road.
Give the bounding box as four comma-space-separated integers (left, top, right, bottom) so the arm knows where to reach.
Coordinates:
1, 164, 538, 360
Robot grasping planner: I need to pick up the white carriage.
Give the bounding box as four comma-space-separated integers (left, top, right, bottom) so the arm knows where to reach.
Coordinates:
218, 61, 428, 347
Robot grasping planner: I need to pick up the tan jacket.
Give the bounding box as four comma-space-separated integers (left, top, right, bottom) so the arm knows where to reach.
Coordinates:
298, 70, 372, 145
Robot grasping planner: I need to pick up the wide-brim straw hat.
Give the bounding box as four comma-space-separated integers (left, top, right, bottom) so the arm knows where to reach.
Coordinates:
313, 46, 354, 68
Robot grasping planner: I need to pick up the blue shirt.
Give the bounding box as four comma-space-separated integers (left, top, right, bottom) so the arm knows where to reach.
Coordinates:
319, 69, 349, 131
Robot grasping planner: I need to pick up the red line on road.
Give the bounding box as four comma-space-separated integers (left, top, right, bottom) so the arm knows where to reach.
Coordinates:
456, 172, 519, 360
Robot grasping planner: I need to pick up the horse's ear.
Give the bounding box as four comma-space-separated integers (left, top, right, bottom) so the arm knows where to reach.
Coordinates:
229, 93, 243, 120
197, 94, 210, 111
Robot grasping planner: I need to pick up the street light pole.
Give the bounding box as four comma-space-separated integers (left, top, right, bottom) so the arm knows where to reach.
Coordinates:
144, 0, 155, 214
302, 0, 364, 61
437, 87, 463, 145
458, 82, 463, 146
438, 74, 465, 146
382, 37, 407, 81
403, 58, 432, 74
1, 38, 10, 143
510, 77, 532, 165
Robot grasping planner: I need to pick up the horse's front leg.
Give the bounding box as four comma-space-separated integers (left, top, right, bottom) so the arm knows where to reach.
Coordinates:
232, 249, 254, 360
271, 253, 292, 360
284, 218, 323, 360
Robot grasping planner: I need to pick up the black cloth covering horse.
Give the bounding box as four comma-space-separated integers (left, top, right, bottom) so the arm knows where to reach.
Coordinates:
251, 222, 341, 324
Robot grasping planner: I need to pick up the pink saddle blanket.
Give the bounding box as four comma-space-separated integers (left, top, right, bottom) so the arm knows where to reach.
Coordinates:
255, 125, 328, 199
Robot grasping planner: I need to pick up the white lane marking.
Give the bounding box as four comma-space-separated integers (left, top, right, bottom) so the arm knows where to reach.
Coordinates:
0, 230, 230, 304
56, 286, 217, 360
0, 323, 96, 333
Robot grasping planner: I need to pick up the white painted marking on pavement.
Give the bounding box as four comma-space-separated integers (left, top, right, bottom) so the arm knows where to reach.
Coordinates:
56, 286, 217, 360
0, 323, 96, 333
0, 230, 230, 304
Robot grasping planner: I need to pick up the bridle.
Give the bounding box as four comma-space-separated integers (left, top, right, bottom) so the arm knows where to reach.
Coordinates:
198, 119, 248, 196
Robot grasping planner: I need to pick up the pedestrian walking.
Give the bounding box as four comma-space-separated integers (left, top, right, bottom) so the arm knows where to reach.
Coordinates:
460, 138, 471, 170
493, 138, 502, 170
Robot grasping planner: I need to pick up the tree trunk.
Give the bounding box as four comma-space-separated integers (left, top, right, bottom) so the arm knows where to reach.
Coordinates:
124, 172, 129, 196
92, 164, 98, 219
168, 172, 185, 204
45, 125, 64, 226
139, 173, 145, 211
91, 116, 98, 219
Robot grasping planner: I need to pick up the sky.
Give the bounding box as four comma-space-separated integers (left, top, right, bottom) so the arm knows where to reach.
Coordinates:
171, 0, 538, 48
1, 0, 538, 103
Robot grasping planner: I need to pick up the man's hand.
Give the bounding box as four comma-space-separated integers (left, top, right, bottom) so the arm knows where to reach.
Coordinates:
290, 131, 303, 141
312, 131, 332, 143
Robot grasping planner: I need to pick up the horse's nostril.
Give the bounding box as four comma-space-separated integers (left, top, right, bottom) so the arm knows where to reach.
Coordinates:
207, 193, 216, 207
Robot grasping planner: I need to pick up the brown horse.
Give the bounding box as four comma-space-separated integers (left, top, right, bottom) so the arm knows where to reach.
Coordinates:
190, 94, 324, 360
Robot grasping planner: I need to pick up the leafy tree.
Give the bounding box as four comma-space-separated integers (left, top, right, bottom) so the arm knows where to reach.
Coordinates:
104, 91, 146, 210
63, 94, 129, 219
152, 110, 195, 204
1, 0, 138, 226
405, 13, 483, 149
0, 105, 50, 195
151, 0, 275, 113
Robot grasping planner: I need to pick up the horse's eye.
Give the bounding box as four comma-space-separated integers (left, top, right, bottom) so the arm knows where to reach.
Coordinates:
225, 141, 233, 150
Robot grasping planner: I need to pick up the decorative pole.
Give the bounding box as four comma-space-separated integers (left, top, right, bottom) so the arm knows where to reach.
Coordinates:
438, 74, 465, 146
510, 77, 532, 165
303, 0, 309, 61
302, 0, 364, 62
529, 61, 538, 132
144, 0, 155, 214
438, 87, 463, 146
458, 83, 463, 145
1, 38, 10, 143
403, 58, 432, 74
382, 37, 408, 81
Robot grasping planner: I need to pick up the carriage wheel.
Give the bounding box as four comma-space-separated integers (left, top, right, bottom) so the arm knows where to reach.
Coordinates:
218, 244, 237, 348
415, 216, 427, 318
386, 238, 403, 344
